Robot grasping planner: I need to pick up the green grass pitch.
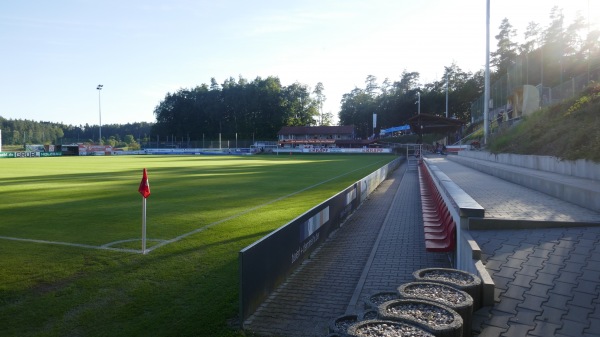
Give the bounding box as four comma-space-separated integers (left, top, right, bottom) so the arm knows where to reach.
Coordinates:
0, 153, 396, 337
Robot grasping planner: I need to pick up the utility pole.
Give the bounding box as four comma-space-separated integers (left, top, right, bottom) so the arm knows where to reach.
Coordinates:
97, 84, 103, 144
445, 72, 449, 118
483, 0, 490, 145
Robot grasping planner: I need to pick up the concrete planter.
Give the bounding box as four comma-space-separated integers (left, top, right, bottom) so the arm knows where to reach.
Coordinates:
378, 299, 463, 337
329, 314, 358, 336
359, 309, 378, 321
363, 291, 399, 310
398, 282, 473, 337
347, 319, 435, 337
413, 268, 482, 310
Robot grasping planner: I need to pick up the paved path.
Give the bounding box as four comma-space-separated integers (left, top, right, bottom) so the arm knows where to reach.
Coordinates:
470, 227, 600, 337
244, 156, 600, 337
244, 162, 451, 337
429, 156, 600, 337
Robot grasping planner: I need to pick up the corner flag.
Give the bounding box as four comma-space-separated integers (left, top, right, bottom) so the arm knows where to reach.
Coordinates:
139, 168, 150, 254
138, 168, 150, 198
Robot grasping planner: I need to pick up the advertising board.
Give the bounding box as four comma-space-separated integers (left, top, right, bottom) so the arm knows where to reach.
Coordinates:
0, 151, 62, 158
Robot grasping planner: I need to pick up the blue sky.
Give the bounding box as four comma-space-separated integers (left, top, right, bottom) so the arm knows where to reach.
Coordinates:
1, 0, 598, 126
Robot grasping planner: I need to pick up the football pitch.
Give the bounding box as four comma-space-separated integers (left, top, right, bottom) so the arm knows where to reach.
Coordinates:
0, 153, 396, 337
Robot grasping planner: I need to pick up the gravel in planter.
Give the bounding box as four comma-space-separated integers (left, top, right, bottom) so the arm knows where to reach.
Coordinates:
397, 282, 473, 337
329, 314, 358, 335
347, 319, 435, 337
363, 291, 399, 310
378, 299, 463, 337
413, 268, 482, 310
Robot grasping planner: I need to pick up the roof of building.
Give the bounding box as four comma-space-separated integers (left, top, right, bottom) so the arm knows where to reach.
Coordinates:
277, 125, 355, 135
407, 113, 464, 135
334, 139, 375, 145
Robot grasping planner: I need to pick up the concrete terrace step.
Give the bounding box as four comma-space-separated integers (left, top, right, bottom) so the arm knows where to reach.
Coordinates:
426, 155, 600, 337
447, 152, 600, 213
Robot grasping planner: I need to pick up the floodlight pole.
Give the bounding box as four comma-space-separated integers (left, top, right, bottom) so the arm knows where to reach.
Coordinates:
483, 0, 490, 145
97, 84, 103, 144
446, 72, 449, 145
445, 72, 449, 118
415, 91, 422, 143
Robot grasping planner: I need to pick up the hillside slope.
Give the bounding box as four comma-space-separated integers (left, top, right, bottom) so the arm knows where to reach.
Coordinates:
488, 83, 600, 163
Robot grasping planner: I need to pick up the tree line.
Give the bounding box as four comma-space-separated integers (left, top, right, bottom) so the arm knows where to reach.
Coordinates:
2, 6, 598, 147
0, 116, 152, 149
152, 76, 328, 141
339, 6, 600, 138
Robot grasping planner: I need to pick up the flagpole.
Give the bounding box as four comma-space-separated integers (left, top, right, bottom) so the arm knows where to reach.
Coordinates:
142, 197, 147, 254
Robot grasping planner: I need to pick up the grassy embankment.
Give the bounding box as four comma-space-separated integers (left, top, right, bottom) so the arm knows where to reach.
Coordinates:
486, 83, 600, 162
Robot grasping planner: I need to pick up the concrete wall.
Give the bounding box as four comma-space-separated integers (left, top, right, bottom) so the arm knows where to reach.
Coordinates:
458, 151, 600, 181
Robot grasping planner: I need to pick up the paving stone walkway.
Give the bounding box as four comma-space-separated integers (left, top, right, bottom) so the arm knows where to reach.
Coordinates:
429, 156, 600, 337
244, 155, 600, 337
470, 227, 600, 337
244, 162, 451, 337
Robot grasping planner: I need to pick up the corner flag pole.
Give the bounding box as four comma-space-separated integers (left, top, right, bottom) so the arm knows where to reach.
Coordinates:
142, 197, 147, 254
138, 168, 151, 254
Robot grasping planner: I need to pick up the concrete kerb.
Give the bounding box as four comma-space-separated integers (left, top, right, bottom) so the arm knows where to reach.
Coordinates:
468, 218, 600, 230
422, 158, 495, 308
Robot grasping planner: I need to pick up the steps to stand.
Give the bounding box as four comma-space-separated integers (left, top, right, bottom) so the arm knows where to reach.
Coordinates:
406, 144, 422, 171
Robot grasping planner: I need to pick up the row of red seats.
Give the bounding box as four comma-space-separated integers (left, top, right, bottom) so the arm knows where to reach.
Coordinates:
418, 163, 456, 252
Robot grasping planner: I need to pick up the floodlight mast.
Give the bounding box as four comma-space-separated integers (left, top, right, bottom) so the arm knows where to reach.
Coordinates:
483, 0, 490, 144
97, 84, 103, 144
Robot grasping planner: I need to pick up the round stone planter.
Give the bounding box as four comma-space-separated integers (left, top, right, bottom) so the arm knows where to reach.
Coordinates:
329, 314, 358, 336
397, 282, 473, 337
378, 299, 463, 337
347, 319, 435, 337
363, 291, 399, 310
413, 268, 482, 310
358, 309, 378, 321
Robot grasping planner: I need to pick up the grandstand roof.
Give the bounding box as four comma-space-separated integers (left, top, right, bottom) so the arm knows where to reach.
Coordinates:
407, 114, 464, 135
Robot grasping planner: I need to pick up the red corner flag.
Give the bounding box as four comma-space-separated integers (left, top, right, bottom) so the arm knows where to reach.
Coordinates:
138, 168, 151, 198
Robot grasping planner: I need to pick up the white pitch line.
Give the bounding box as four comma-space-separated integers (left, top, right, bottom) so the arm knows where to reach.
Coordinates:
0, 235, 140, 253
101, 238, 167, 248
0, 159, 389, 254
144, 159, 387, 253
